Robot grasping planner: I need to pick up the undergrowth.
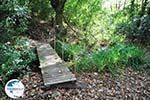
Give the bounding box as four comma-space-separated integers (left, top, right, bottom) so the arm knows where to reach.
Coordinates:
75, 43, 143, 73
55, 40, 144, 75
0, 37, 36, 83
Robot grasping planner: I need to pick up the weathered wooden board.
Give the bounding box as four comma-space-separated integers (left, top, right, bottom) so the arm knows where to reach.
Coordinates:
36, 43, 76, 86
41, 62, 76, 85
37, 43, 62, 68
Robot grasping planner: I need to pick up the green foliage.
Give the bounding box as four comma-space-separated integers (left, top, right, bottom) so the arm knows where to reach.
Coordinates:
55, 0, 145, 74
55, 40, 83, 61
116, 14, 150, 44
64, 0, 150, 45
65, 0, 128, 47
30, 0, 54, 20
0, 37, 36, 82
55, 39, 144, 74
115, 1, 150, 44
65, 0, 102, 28
0, 0, 30, 42
74, 43, 143, 74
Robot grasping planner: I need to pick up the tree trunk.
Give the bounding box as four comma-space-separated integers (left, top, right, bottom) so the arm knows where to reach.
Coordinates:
51, 0, 67, 37
140, 0, 148, 16
55, 9, 63, 29
130, 0, 135, 17
148, 7, 150, 14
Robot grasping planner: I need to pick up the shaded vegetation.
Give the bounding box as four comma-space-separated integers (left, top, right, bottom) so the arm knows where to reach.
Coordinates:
0, 37, 36, 82
0, 0, 150, 91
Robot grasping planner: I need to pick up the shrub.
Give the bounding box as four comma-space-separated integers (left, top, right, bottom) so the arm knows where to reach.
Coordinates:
0, 0, 30, 42
114, 2, 150, 45
116, 14, 150, 44
0, 37, 36, 82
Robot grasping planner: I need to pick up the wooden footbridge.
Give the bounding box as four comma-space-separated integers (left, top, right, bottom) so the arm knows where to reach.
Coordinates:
30, 40, 87, 88
35, 42, 76, 86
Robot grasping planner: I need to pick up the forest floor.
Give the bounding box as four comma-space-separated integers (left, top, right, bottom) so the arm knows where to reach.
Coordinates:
2, 67, 150, 100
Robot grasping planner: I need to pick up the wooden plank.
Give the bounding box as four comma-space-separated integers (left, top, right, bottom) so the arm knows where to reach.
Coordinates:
41, 63, 76, 86
36, 43, 76, 86
41, 81, 88, 89
37, 43, 62, 68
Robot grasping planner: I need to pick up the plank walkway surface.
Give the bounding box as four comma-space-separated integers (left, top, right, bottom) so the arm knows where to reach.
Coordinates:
36, 42, 76, 86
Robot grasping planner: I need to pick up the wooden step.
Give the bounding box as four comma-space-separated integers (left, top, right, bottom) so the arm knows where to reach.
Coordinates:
36, 42, 76, 86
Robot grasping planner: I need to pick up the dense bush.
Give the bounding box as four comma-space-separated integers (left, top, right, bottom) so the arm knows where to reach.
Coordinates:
115, 2, 150, 45
116, 14, 150, 44
0, 0, 30, 42
0, 37, 36, 82
30, 0, 54, 20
